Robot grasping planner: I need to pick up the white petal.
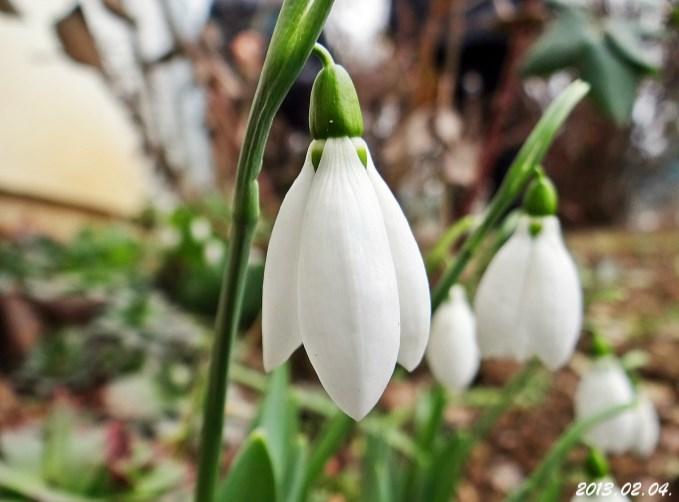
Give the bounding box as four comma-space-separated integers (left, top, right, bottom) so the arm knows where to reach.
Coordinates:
474, 218, 534, 362
474, 216, 582, 369
261, 150, 314, 371
360, 141, 430, 370
522, 217, 583, 369
574, 357, 637, 453
426, 285, 479, 391
634, 395, 660, 457
297, 137, 400, 420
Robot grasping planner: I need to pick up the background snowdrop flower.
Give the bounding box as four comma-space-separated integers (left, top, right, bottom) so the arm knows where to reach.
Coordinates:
575, 357, 638, 454
426, 285, 479, 391
262, 47, 430, 419
474, 175, 582, 369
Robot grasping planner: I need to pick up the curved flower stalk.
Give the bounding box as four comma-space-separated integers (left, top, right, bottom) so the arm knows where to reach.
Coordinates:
474, 175, 583, 369
262, 45, 430, 420
194, 2, 336, 501
575, 356, 659, 456
426, 285, 479, 391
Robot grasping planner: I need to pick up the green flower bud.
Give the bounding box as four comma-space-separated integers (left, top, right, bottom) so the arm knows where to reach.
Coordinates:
309, 44, 364, 140
591, 330, 613, 358
523, 172, 558, 216
585, 448, 609, 479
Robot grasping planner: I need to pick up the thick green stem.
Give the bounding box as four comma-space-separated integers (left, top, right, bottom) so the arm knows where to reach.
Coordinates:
193, 1, 335, 501
431, 80, 589, 311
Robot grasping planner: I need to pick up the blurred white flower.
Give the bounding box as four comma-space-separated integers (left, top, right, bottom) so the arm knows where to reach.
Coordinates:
159, 226, 181, 249
575, 357, 660, 456
426, 285, 479, 391
190, 217, 212, 241
474, 215, 582, 369
325, 0, 390, 67
262, 137, 430, 420
203, 239, 225, 266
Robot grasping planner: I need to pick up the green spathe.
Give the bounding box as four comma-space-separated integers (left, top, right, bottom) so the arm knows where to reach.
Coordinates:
309, 47, 364, 139
523, 173, 558, 217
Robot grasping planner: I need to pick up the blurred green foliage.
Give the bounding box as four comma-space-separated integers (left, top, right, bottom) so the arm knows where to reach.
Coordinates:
522, 1, 663, 124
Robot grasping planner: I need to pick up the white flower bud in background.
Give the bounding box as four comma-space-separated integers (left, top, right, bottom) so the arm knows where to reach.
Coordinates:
474, 215, 583, 369
262, 137, 430, 420
575, 357, 660, 456
426, 285, 479, 391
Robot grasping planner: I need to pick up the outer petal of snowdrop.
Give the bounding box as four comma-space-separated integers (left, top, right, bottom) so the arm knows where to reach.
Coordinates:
575, 357, 637, 453
474, 218, 534, 362
426, 285, 479, 391
361, 141, 431, 370
521, 217, 582, 369
297, 137, 400, 420
633, 395, 660, 457
475, 216, 582, 369
262, 150, 314, 370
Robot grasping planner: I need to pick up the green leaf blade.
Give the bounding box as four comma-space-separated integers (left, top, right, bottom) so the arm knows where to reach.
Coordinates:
216, 431, 277, 502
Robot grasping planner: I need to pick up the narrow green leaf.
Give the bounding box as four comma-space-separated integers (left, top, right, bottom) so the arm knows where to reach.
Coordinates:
216, 431, 277, 502
521, 7, 589, 76
604, 18, 661, 74
254, 366, 298, 492
427, 431, 473, 502
360, 435, 394, 502
402, 386, 446, 502
302, 412, 354, 497
580, 36, 639, 125
425, 216, 476, 275
284, 436, 309, 502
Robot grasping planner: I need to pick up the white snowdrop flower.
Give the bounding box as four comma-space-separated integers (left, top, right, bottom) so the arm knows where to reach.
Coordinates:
575, 357, 638, 454
262, 46, 430, 420
474, 175, 582, 369
570, 478, 629, 502
426, 285, 479, 391
263, 137, 430, 420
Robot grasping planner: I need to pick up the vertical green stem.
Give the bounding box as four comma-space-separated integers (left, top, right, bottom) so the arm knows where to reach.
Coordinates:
430, 80, 589, 311
193, 1, 334, 501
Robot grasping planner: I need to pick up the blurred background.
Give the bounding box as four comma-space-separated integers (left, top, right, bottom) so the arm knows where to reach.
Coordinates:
0, 0, 677, 500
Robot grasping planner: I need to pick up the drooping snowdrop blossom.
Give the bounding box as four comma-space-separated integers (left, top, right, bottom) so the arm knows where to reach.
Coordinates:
262, 47, 430, 420
575, 356, 660, 456
474, 175, 583, 369
426, 285, 479, 391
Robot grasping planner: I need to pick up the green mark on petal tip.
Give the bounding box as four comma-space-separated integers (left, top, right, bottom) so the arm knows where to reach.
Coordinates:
310, 139, 367, 170
356, 144, 368, 167
311, 139, 325, 170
